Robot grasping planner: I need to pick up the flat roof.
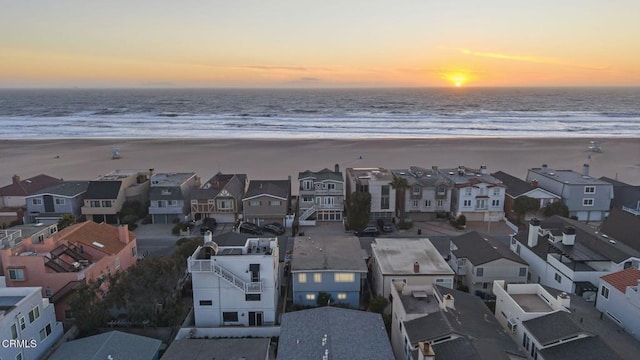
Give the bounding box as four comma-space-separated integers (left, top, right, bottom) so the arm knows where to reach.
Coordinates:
529, 167, 612, 185
161, 338, 270, 360
372, 238, 454, 276
399, 292, 440, 315
511, 294, 554, 313
291, 235, 367, 272
150, 172, 195, 186
6, 220, 57, 240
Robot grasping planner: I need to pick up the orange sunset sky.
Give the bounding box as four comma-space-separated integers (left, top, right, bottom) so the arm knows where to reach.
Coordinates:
1, 0, 639, 88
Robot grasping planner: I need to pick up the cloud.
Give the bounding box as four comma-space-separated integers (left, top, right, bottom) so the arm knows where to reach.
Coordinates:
457, 48, 609, 70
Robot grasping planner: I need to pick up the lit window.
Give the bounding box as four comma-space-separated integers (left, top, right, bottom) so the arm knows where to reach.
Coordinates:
298, 273, 307, 283
313, 273, 322, 283
115, 257, 120, 269
337, 293, 347, 300
334, 273, 355, 283
306, 293, 316, 300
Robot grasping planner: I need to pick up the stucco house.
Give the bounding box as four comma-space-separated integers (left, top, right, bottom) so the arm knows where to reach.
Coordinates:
596, 268, 640, 341
345, 167, 395, 220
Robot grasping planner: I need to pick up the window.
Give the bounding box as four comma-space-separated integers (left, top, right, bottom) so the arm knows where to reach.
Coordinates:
555, 273, 562, 283
476, 199, 487, 210
519, 267, 527, 277
313, 273, 323, 283
157, 200, 166, 208
246, 294, 261, 301
411, 199, 419, 208
583, 198, 594, 206
199, 299, 213, 306
523, 333, 530, 350
298, 273, 307, 283
584, 186, 595, 194
437, 187, 446, 196
424, 200, 432, 207
223, 312, 238, 322
327, 183, 336, 190
483, 282, 489, 289
64, 310, 74, 319
40, 324, 51, 341
324, 197, 334, 205
217, 199, 233, 210
11, 323, 18, 339
8, 268, 25, 281
493, 188, 501, 196
17, 353, 23, 360
167, 200, 178, 206
306, 293, 316, 300
302, 180, 313, 190
337, 293, 347, 300
55, 198, 65, 205
476, 268, 484, 277
32, 198, 43, 205
28, 305, 40, 323
270, 200, 281, 206
463, 200, 472, 207
492, 199, 500, 207
516, 244, 521, 255
334, 273, 355, 282
131, 246, 137, 257
90, 200, 101, 207
601, 286, 610, 299
380, 185, 390, 209
465, 188, 472, 196
45, 288, 52, 297
250, 200, 260, 206
412, 186, 421, 195
19, 316, 26, 330
436, 199, 445, 208
114, 257, 120, 269
101, 200, 112, 207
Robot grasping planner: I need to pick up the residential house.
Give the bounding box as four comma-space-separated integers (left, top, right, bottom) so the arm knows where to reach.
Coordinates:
599, 177, 640, 253
242, 179, 291, 226
370, 238, 454, 298
161, 338, 270, 360
510, 217, 640, 298
291, 235, 367, 308
298, 165, 344, 223
492, 171, 560, 222
391, 166, 453, 221
345, 167, 395, 220
148, 172, 199, 224
440, 165, 506, 222
391, 284, 526, 360
0, 221, 59, 273
24, 181, 89, 223
596, 268, 640, 341
493, 280, 627, 360
0, 174, 61, 226
81, 169, 152, 224
0, 221, 138, 321
190, 173, 248, 224
278, 306, 394, 360
449, 231, 528, 297
0, 286, 64, 360
187, 231, 279, 327
48, 330, 162, 360
526, 164, 613, 221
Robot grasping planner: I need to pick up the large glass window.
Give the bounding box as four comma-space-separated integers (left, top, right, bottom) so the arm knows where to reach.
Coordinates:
334, 273, 355, 283
298, 273, 307, 283
223, 312, 238, 322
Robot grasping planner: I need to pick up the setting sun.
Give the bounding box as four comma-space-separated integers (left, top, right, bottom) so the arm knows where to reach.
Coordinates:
445, 73, 468, 87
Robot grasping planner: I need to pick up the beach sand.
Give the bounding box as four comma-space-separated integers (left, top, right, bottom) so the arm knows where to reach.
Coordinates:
0, 138, 638, 188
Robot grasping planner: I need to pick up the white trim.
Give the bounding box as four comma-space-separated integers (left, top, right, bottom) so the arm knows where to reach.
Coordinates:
25, 193, 80, 199
243, 194, 288, 201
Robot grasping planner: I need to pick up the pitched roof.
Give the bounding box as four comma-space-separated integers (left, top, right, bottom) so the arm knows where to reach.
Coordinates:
28, 181, 89, 198
0, 174, 61, 197
161, 338, 270, 360
85, 180, 122, 199
491, 171, 535, 197
599, 176, 640, 209
538, 337, 620, 360
52, 221, 133, 255
452, 231, 527, 266
243, 179, 290, 200
391, 166, 453, 188
298, 168, 343, 182
193, 173, 247, 199
599, 207, 640, 252
522, 311, 584, 346
278, 307, 394, 360
291, 235, 367, 272
48, 331, 161, 360
601, 268, 640, 293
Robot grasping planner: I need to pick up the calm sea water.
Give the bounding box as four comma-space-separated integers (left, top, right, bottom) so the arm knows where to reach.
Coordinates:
1, 87, 639, 139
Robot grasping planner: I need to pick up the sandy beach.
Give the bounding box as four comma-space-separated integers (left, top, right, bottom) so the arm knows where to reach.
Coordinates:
0, 138, 638, 188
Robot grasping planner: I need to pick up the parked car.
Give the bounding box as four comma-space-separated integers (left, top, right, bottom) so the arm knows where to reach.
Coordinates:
200, 218, 217, 235
377, 218, 394, 232
262, 222, 286, 235
355, 226, 380, 237
239, 222, 264, 235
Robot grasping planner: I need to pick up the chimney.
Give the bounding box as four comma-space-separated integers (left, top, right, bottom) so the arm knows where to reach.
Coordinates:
479, 165, 488, 175
335, 164, 340, 173
562, 226, 576, 246
582, 164, 590, 177
557, 292, 571, 309
118, 225, 130, 244
530, 179, 539, 188
528, 218, 540, 247
440, 293, 455, 310
12, 175, 21, 185
204, 230, 213, 244
418, 342, 435, 360
413, 261, 420, 273
541, 164, 548, 173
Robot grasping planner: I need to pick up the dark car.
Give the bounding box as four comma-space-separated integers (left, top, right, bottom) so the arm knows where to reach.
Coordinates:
377, 218, 393, 232
200, 218, 217, 235
239, 222, 264, 235
355, 226, 380, 237
262, 222, 286, 235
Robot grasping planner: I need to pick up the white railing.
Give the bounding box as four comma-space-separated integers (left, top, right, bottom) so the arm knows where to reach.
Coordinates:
299, 204, 316, 221
188, 258, 262, 293
623, 205, 640, 216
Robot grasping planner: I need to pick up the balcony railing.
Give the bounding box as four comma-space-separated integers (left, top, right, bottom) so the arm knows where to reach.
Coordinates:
188, 258, 262, 293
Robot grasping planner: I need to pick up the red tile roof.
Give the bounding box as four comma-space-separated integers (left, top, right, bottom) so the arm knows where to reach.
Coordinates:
601, 268, 640, 293
0, 174, 61, 196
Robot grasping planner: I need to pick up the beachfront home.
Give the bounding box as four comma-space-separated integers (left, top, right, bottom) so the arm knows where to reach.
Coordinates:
510, 217, 640, 298
24, 181, 89, 224
345, 167, 395, 220
290, 235, 367, 308
0, 221, 59, 273
449, 231, 528, 297
492, 170, 560, 222
0, 174, 62, 226
148, 172, 199, 224
596, 268, 640, 341
598, 177, 640, 253
370, 238, 454, 298
526, 164, 613, 221
0, 286, 64, 360
81, 169, 152, 224
161, 338, 271, 360
439, 165, 506, 222
390, 166, 453, 221
0, 221, 138, 321
187, 231, 279, 327
391, 284, 526, 360
241, 178, 291, 226
48, 330, 162, 360
279, 307, 394, 360
298, 165, 344, 223
190, 173, 248, 224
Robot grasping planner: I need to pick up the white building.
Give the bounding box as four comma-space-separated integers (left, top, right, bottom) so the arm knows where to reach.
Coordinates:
187, 232, 279, 327
440, 165, 506, 222
596, 268, 640, 341
370, 238, 454, 298
0, 286, 63, 360
345, 167, 395, 220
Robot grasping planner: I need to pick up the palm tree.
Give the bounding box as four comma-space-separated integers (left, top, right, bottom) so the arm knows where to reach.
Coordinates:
389, 175, 410, 224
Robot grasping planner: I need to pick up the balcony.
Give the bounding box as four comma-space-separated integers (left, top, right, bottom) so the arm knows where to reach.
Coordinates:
188, 258, 263, 294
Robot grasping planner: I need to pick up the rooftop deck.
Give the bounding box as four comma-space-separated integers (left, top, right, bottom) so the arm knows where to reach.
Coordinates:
512, 293, 553, 313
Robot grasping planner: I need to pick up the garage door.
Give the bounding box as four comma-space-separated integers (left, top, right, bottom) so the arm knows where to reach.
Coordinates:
576, 211, 588, 221
213, 213, 236, 224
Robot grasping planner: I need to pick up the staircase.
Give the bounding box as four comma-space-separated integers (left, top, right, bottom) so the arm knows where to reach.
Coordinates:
299, 204, 316, 221
213, 263, 262, 294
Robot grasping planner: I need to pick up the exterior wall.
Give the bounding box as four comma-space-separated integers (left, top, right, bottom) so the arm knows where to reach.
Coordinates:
596, 281, 640, 341
299, 178, 344, 222
367, 181, 395, 219
452, 184, 505, 221
510, 236, 547, 285
404, 187, 451, 221
243, 195, 288, 225
2, 195, 27, 208
25, 194, 84, 223
374, 272, 454, 299
389, 285, 433, 360
468, 259, 527, 296
0, 288, 64, 360
291, 270, 364, 308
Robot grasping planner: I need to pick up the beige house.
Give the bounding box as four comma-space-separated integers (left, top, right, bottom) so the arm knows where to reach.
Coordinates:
190, 173, 248, 224
242, 179, 291, 226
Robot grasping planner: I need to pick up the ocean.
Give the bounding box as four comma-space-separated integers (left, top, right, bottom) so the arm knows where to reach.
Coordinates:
1, 87, 639, 139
